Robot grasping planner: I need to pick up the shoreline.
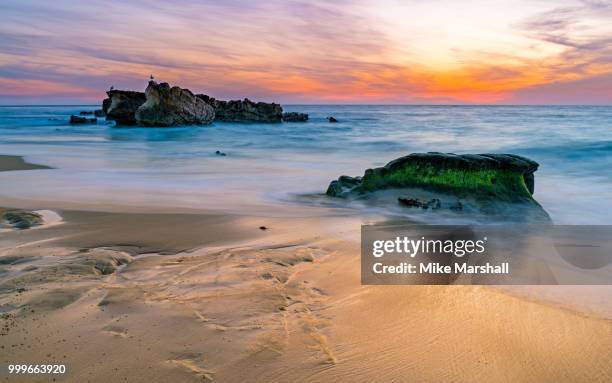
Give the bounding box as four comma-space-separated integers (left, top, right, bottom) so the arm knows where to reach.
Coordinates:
2, 153, 611, 312
1, 154, 612, 381
1, 153, 611, 318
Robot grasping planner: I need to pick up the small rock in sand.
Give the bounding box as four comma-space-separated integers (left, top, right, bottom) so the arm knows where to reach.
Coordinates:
84, 249, 134, 275
2, 210, 43, 229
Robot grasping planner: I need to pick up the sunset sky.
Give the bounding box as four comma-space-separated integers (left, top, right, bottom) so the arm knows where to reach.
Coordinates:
1, 0, 611, 104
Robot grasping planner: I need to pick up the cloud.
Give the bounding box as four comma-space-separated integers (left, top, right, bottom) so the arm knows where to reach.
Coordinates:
0, 0, 611, 103
518, 0, 612, 76
1, 0, 433, 103
509, 71, 612, 104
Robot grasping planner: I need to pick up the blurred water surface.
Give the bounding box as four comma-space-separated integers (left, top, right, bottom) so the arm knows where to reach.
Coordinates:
1, 105, 611, 223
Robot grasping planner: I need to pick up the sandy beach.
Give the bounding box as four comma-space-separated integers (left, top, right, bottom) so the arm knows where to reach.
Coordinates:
1, 155, 611, 382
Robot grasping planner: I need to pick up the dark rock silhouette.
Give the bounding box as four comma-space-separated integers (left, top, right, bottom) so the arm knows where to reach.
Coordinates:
282, 112, 309, 122
197, 95, 283, 123
80, 110, 106, 117
105, 90, 146, 125
102, 97, 111, 115
70, 115, 96, 124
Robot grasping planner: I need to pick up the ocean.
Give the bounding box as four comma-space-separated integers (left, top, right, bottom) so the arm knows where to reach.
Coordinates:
1, 104, 612, 224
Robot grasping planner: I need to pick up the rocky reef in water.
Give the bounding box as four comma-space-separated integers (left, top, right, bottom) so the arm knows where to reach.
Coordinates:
282, 112, 309, 122
70, 115, 97, 124
136, 81, 215, 126
100, 82, 295, 126
102, 97, 112, 115
104, 90, 146, 125
197, 95, 283, 123
326, 152, 549, 220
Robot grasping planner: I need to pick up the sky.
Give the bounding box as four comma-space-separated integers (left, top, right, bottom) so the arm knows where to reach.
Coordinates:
1, 0, 611, 104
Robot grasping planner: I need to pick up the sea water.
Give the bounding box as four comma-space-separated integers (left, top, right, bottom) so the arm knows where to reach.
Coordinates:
1, 105, 612, 224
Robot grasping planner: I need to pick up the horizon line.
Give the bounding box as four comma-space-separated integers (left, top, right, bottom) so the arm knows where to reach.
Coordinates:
1, 103, 612, 108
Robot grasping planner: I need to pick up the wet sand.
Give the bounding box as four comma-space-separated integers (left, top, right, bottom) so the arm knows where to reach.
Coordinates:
0, 155, 51, 172
1, 157, 612, 382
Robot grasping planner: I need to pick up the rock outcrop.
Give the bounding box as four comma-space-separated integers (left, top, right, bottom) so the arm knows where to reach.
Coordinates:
197, 95, 283, 123
135, 82, 214, 126
81, 109, 107, 117
70, 115, 96, 124
282, 112, 309, 122
102, 97, 111, 115
326, 152, 539, 203
326, 175, 362, 197
99, 82, 309, 125
105, 90, 146, 125
1, 210, 43, 229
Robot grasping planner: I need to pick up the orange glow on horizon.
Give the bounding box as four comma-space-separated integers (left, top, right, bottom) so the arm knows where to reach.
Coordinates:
1, 0, 611, 104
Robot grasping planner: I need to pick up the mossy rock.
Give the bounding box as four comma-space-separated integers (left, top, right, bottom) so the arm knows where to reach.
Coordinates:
326, 153, 539, 203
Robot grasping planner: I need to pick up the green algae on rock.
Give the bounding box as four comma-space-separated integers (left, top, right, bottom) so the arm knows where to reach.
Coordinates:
326, 153, 539, 203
